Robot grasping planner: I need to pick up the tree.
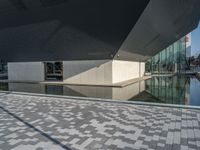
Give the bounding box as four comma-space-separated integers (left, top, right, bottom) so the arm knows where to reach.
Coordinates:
197, 53, 200, 66
190, 56, 195, 62
198, 53, 200, 60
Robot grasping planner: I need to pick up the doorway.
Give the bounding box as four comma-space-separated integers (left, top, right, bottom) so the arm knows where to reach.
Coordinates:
44, 62, 63, 81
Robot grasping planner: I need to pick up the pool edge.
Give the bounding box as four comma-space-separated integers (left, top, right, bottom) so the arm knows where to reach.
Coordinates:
0, 90, 200, 110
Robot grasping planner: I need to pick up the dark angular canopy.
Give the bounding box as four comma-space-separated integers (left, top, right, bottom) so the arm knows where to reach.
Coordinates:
0, 0, 199, 62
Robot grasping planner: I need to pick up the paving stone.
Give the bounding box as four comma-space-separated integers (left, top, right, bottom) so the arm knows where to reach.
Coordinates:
0, 93, 199, 150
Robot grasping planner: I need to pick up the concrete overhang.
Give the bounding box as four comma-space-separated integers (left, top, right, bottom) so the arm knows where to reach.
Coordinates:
0, 0, 199, 62
115, 0, 200, 61
0, 0, 149, 62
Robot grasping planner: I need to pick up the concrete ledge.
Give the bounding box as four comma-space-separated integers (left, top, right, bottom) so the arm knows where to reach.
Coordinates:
40, 82, 119, 87
0, 90, 200, 110
41, 76, 151, 87
0, 76, 151, 87
114, 76, 151, 87
152, 74, 175, 77
0, 80, 40, 84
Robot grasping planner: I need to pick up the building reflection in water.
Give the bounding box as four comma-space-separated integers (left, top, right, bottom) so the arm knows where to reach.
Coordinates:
1, 75, 199, 106
7, 81, 145, 100
63, 80, 145, 100
139, 76, 190, 105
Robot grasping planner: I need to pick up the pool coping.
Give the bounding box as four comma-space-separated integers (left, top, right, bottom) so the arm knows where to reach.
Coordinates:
0, 90, 200, 110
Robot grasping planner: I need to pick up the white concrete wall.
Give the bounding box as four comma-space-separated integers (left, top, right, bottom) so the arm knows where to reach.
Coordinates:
63, 60, 112, 85
63, 60, 145, 85
8, 62, 45, 82
7, 60, 145, 85
112, 60, 145, 84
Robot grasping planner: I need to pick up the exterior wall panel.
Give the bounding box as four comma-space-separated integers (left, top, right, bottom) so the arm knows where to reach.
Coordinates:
112, 60, 145, 83
8, 62, 44, 82
63, 60, 112, 85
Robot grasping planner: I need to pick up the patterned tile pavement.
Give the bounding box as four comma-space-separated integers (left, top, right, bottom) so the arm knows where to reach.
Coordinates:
0, 92, 200, 150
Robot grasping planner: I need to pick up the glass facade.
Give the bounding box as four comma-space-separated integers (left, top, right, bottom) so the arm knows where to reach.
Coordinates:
0, 62, 8, 80
145, 76, 190, 105
145, 35, 190, 74
0, 62, 7, 74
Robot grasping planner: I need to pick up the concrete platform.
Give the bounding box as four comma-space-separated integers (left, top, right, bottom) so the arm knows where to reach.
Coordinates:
0, 92, 200, 150
41, 76, 151, 87
0, 76, 151, 87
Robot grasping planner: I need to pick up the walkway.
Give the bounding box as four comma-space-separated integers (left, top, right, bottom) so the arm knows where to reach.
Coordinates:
0, 92, 200, 150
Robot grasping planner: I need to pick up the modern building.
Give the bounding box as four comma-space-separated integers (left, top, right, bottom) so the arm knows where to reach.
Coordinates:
145, 34, 191, 74
0, 0, 199, 85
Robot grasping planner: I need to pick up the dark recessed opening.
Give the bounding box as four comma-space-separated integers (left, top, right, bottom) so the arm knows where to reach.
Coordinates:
40, 0, 68, 7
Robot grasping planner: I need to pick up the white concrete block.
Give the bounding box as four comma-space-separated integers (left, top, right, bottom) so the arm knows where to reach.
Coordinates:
7, 60, 145, 85
63, 60, 112, 85
112, 60, 144, 84
8, 62, 44, 82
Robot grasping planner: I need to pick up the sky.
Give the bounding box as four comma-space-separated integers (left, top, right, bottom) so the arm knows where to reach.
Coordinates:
191, 22, 200, 56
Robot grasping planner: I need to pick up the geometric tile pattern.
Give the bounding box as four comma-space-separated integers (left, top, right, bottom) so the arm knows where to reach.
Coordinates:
0, 93, 200, 150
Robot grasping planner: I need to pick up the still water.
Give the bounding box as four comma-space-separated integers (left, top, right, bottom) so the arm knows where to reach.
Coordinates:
0, 75, 200, 106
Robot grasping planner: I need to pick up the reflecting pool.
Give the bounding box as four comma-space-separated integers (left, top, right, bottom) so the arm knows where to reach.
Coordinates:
0, 75, 200, 106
